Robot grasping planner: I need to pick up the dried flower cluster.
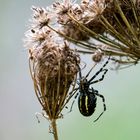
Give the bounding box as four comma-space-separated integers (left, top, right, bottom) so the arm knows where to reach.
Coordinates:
51, 0, 140, 66
29, 42, 80, 120
25, 6, 80, 121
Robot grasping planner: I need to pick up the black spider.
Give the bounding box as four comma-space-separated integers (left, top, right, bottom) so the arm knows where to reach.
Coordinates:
71, 56, 110, 122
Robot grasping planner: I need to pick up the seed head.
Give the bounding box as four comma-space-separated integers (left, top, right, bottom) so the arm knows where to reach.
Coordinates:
24, 6, 80, 120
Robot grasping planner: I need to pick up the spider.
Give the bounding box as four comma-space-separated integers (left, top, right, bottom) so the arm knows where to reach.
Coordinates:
71, 56, 110, 122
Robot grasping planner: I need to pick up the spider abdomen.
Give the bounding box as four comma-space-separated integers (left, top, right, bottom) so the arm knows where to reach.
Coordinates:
78, 92, 97, 116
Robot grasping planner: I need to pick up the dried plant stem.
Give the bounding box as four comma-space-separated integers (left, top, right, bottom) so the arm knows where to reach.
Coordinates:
51, 119, 58, 140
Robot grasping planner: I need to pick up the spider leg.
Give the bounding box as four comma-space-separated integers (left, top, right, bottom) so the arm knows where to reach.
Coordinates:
78, 63, 97, 80
90, 69, 108, 84
67, 92, 79, 114
88, 56, 110, 83
93, 90, 106, 122
85, 63, 97, 78
78, 65, 82, 80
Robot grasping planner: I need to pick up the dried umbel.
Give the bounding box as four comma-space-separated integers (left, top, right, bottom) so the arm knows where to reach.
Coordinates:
24, 6, 80, 121
52, 0, 140, 67
25, 1, 140, 69
29, 42, 79, 120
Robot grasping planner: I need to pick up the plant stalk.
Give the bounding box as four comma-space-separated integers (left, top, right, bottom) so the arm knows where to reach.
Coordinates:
51, 119, 58, 140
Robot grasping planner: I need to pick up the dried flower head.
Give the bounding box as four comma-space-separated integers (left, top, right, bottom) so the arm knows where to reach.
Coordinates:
53, 0, 90, 41
54, 0, 140, 66
29, 42, 79, 120
24, 6, 80, 120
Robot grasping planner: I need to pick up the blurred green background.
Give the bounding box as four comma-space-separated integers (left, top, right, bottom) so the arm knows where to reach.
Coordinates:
0, 0, 140, 140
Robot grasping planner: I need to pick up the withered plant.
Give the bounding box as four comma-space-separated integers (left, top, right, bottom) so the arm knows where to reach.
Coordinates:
24, 7, 80, 140
24, 0, 140, 140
